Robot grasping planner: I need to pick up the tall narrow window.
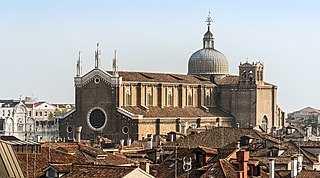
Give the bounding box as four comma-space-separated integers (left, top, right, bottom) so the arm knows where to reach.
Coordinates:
167, 90, 173, 106
147, 89, 153, 106
261, 116, 268, 132
205, 91, 211, 106
125, 89, 131, 105
188, 91, 193, 106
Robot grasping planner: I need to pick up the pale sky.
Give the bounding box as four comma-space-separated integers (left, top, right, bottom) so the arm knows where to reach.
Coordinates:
0, 1, 319, 113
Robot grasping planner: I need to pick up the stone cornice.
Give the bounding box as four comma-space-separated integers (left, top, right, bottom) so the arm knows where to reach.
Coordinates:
74, 68, 122, 87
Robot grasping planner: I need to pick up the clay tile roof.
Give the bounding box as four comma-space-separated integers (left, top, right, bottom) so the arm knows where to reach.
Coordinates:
276, 170, 320, 178
48, 163, 72, 172
16, 146, 86, 178
166, 127, 263, 149
214, 75, 239, 85
118, 71, 213, 85
195, 146, 219, 155
63, 164, 139, 178
121, 106, 232, 118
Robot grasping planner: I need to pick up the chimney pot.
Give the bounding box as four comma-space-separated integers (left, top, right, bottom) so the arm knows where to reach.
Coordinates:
236, 151, 249, 178
269, 158, 275, 178
291, 156, 298, 178
75, 126, 82, 143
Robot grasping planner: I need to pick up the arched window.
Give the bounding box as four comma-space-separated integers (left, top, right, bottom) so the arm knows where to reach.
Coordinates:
205, 91, 211, 106
176, 118, 181, 132
242, 70, 247, 79
188, 91, 193, 106
167, 90, 173, 106
261, 116, 268, 132
125, 89, 131, 105
216, 118, 220, 127
147, 89, 153, 106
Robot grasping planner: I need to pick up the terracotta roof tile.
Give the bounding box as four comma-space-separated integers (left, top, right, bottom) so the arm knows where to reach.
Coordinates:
165, 127, 265, 149
63, 164, 138, 178
118, 71, 213, 85
121, 106, 232, 118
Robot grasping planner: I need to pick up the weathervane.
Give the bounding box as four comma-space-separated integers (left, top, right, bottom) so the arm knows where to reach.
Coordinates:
205, 12, 213, 30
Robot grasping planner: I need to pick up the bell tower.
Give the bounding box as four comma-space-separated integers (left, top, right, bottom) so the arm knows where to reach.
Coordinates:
239, 61, 264, 86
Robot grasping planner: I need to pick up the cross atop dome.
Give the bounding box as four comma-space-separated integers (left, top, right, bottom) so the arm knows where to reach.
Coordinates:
205, 12, 213, 30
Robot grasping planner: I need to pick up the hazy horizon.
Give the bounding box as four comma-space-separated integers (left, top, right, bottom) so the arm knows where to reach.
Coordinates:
1, 1, 320, 113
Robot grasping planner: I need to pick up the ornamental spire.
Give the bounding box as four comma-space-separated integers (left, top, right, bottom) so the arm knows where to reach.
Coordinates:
205, 12, 213, 31
95, 43, 101, 68
76, 51, 82, 77
112, 50, 118, 77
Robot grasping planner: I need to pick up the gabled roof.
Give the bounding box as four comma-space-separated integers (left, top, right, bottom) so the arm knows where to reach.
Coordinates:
193, 146, 218, 155
62, 164, 153, 178
120, 106, 233, 118
118, 71, 213, 85
295, 107, 320, 114
276, 170, 320, 178
16, 142, 138, 177
0, 140, 24, 178
165, 127, 277, 149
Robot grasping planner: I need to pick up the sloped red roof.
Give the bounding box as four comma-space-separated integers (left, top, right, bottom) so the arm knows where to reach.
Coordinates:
63, 164, 138, 178
118, 71, 213, 85
121, 106, 232, 118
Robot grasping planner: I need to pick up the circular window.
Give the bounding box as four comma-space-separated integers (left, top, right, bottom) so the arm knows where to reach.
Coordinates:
66, 125, 73, 133
122, 126, 129, 134
87, 108, 107, 131
94, 77, 100, 84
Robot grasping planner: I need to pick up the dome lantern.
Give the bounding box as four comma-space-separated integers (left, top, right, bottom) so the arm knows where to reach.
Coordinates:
188, 13, 229, 78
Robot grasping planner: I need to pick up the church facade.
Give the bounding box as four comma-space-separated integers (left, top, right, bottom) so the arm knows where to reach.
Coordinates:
60, 15, 285, 142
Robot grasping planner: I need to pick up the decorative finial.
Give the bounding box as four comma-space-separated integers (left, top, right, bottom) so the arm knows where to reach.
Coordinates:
112, 50, 118, 77
76, 51, 82, 77
19, 95, 22, 102
95, 43, 101, 68
205, 12, 213, 30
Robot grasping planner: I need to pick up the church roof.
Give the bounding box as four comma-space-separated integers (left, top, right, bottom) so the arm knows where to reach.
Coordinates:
214, 75, 239, 85
120, 106, 232, 118
117, 71, 213, 85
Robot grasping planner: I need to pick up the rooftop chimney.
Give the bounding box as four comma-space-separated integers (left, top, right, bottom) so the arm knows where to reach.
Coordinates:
120, 139, 125, 147
236, 171, 243, 178
147, 134, 153, 149
291, 156, 298, 178
269, 158, 275, 178
127, 138, 132, 146
236, 150, 249, 178
75, 126, 82, 143
297, 154, 303, 173
235, 141, 241, 149
182, 122, 188, 135
140, 161, 150, 173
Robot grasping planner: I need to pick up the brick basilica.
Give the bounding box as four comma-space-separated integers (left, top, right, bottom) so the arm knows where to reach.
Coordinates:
59, 15, 285, 142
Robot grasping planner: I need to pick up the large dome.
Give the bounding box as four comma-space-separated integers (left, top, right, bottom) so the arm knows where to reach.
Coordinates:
188, 15, 229, 77
188, 48, 229, 75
